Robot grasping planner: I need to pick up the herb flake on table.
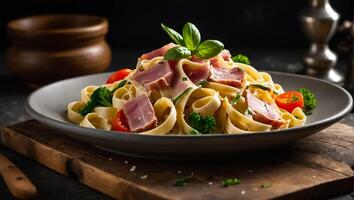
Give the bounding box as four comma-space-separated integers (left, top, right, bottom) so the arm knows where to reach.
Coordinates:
174, 173, 195, 187
174, 177, 189, 187
260, 182, 272, 189
222, 178, 241, 187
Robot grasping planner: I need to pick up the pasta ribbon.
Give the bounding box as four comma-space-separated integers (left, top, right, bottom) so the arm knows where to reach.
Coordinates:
140, 98, 177, 135
94, 107, 118, 123
112, 83, 137, 110
68, 101, 85, 124
80, 113, 111, 130
222, 99, 272, 132
81, 86, 97, 103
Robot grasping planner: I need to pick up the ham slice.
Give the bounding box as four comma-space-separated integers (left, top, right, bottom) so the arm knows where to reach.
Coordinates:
210, 49, 231, 67
209, 66, 245, 88
246, 90, 286, 129
123, 94, 157, 132
183, 62, 210, 84
220, 49, 232, 61
140, 43, 176, 60
133, 61, 174, 90
170, 75, 190, 96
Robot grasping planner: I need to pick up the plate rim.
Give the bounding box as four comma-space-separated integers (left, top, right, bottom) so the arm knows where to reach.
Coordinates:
26, 71, 353, 139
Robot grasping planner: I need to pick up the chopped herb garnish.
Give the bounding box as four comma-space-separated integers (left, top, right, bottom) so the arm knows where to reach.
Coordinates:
298, 88, 317, 115
111, 80, 128, 93
294, 116, 300, 119
190, 130, 201, 135
182, 77, 188, 81
188, 112, 216, 134
264, 104, 269, 112
231, 93, 241, 105
232, 54, 250, 65
173, 87, 192, 104
260, 182, 272, 189
197, 80, 209, 87
79, 80, 127, 116
247, 84, 279, 95
246, 109, 254, 115
292, 95, 299, 102
222, 178, 241, 187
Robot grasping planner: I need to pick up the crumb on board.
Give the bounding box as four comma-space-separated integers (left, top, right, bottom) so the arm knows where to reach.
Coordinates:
130, 165, 136, 172
140, 175, 148, 180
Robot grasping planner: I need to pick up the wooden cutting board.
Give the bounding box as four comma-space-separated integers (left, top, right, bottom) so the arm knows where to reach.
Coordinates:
1, 120, 354, 200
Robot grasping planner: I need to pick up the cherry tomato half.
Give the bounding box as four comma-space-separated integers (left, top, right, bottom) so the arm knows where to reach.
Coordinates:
111, 110, 130, 132
275, 91, 304, 113
106, 68, 132, 84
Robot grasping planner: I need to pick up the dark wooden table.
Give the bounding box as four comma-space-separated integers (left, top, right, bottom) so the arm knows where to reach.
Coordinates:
0, 49, 353, 200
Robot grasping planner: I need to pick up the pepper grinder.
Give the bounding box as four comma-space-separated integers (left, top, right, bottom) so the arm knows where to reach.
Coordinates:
299, 0, 344, 84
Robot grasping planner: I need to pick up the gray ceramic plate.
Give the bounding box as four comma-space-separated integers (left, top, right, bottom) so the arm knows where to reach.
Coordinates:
26, 72, 353, 159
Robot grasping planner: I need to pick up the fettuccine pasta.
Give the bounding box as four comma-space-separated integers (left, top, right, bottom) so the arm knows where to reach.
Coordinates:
68, 22, 313, 135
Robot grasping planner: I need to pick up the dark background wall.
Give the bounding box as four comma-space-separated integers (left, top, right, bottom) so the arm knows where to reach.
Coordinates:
0, 0, 353, 51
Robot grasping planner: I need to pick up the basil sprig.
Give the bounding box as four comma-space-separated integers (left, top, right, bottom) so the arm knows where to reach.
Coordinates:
182, 22, 201, 50
195, 40, 224, 59
161, 23, 184, 45
164, 46, 191, 61
161, 22, 224, 60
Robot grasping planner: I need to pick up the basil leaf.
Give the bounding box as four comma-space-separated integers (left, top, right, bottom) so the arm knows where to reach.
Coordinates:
161, 23, 184, 45
195, 40, 224, 59
182, 22, 201, 50
164, 46, 191, 61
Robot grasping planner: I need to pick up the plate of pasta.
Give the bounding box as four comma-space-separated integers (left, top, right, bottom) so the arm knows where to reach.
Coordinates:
26, 22, 353, 159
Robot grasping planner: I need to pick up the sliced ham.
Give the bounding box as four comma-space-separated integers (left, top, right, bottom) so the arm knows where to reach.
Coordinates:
169, 72, 190, 97
220, 49, 232, 61
183, 62, 210, 84
133, 61, 174, 90
123, 94, 157, 132
139, 43, 176, 60
210, 49, 231, 67
246, 90, 286, 129
209, 66, 245, 88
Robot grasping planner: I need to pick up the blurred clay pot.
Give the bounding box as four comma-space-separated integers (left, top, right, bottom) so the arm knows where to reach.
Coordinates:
6, 14, 111, 88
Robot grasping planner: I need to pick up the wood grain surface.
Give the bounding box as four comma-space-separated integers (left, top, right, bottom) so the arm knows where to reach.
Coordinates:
1, 120, 353, 200
0, 153, 37, 199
